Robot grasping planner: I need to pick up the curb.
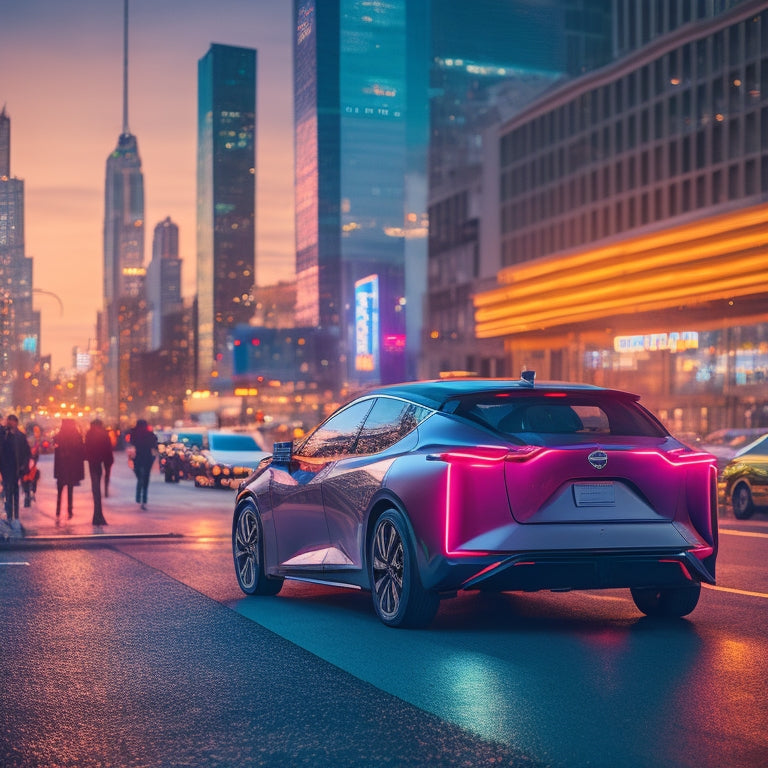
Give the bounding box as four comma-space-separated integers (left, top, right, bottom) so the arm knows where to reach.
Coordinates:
0, 531, 186, 550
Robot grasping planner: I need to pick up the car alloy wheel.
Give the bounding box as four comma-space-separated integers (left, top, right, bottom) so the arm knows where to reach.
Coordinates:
370, 509, 439, 628
731, 483, 754, 520
233, 501, 283, 596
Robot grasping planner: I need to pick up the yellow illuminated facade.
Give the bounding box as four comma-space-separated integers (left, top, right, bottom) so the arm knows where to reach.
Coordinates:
475, 203, 768, 337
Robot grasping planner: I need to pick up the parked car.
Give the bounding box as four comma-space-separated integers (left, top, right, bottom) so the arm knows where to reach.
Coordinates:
158, 429, 208, 482
719, 433, 768, 519
194, 430, 270, 489
231, 374, 718, 628
699, 428, 768, 470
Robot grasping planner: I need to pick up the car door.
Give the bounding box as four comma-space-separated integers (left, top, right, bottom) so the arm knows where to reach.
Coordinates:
743, 438, 768, 506
269, 399, 373, 569
321, 397, 427, 571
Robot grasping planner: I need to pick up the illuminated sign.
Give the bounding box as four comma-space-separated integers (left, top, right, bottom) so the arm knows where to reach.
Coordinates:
383, 334, 406, 353
355, 275, 379, 373
613, 332, 699, 353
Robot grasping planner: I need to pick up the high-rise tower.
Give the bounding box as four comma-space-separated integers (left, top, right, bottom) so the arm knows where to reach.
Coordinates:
294, 0, 421, 387
146, 216, 181, 350
0, 106, 41, 410
101, 0, 146, 421
196, 44, 257, 387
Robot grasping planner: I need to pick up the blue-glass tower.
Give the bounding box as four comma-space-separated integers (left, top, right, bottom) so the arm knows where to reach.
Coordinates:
294, 0, 425, 387
197, 44, 257, 386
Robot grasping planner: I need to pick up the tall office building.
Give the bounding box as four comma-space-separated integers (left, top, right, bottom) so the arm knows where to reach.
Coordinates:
294, 0, 426, 388
101, 0, 146, 421
424, 0, 612, 379
147, 216, 182, 350
475, 1, 768, 433
196, 44, 257, 386
0, 106, 41, 409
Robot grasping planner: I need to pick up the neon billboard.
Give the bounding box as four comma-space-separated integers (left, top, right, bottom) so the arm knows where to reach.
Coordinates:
355, 274, 379, 374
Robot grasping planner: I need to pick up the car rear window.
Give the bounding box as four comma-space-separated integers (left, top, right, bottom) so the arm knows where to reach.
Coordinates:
452, 392, 666, 438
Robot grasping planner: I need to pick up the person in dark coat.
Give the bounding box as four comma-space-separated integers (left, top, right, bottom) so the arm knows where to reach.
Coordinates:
53, 418, 85, 520
84, 419, 114, 526
128, 419, 158, 510
1, 414, 31, 523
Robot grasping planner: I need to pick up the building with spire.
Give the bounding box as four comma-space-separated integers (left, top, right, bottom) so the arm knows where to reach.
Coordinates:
0, 106, 41, 410
196, 43, 257, 388
100, 0, 147, 422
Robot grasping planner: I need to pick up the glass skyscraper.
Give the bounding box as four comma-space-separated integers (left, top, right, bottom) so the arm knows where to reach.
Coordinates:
197, 44, 257, 386
147, 216, 181, 351
0, 107, 41, 409
294, 0, 425, 387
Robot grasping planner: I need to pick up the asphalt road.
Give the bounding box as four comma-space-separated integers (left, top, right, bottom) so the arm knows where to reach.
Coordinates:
2, 455, 768, 767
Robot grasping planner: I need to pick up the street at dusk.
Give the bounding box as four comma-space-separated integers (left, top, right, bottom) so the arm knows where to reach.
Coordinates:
2, 2, 768, 767
2, 454, 768, 767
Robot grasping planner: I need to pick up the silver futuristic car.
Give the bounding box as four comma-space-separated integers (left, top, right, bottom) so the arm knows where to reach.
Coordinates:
232, 375, 718, 628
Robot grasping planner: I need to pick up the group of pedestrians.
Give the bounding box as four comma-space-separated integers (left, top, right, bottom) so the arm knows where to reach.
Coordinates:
1, 415, 159, 529
53, 417, 114, 525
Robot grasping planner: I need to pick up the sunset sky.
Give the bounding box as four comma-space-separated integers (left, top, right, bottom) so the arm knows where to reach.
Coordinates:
0, 0, 295, 370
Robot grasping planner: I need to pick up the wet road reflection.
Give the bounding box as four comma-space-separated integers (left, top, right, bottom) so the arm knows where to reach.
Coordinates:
229, 583, 767, 768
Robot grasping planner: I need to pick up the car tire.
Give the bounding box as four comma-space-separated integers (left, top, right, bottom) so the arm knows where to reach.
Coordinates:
630, 583, 701, 618
369, 509, 439, 628
233, 501, 283, 596
731, 482, 754, 520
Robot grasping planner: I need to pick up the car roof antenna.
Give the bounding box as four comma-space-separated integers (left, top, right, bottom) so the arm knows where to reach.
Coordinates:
520, 369, 536, 386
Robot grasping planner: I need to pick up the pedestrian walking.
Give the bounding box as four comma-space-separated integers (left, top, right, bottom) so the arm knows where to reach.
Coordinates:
84, 418, 114, 526
104, 426, 118, 497
53, 418, 85, 520
1, 414, 31, 526
22, 423, 43, 507
128, 419, 158, 510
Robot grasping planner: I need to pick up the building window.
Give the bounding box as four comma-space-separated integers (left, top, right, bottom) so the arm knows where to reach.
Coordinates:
696, 174, 706, 207
745, 159, 756, 194
712, 169, 723, 204
682, 178, 691, 211
728, 117, 741, 158
712, 120, 723, 163
728, 164, 739, 198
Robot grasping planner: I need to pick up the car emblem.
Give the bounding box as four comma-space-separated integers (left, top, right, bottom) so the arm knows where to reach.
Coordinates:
588, 450, 608, 470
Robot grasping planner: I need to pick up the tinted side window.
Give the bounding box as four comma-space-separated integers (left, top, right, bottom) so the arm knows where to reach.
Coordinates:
354, 398, 430, 455
298, 400, 374, 459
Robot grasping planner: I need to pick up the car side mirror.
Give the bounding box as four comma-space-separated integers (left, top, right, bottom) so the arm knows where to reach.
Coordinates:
272, 441, 293, 465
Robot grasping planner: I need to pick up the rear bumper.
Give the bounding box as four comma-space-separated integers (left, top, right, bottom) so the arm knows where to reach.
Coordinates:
460, 549, 715, 593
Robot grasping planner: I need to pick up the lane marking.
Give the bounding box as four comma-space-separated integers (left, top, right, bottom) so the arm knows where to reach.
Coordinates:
0, 562, 30, 566
703, 583, 768, 599
719, 528, 768, 539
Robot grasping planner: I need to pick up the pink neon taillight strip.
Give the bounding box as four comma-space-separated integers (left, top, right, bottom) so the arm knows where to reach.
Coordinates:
443, 462, 490, 557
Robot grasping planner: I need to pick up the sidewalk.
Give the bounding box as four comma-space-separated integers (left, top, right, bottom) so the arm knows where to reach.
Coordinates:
0, 453, 235, 546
